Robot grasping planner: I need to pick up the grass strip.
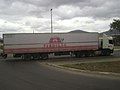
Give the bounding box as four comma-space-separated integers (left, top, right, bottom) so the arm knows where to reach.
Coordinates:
61, 61, 120, 73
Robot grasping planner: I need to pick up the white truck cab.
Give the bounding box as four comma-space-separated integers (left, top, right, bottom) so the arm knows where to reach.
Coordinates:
99, 34, 114, 55
103, 35, 114, 50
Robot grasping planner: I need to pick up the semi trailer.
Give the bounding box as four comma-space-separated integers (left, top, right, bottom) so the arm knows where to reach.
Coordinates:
2, 32, 114, 60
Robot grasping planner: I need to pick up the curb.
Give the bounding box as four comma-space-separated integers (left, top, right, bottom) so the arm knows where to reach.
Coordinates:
114, 49, 120, 51
46, 63, 120, 77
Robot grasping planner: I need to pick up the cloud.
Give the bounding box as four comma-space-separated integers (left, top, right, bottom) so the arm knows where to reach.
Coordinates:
0, 0, 120, 19
0, 0, 120, 38
53, 17, 111, 33
53, 5, 81, 19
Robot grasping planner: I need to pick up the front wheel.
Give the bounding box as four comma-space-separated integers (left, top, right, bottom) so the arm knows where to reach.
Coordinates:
101, 50, 111, 56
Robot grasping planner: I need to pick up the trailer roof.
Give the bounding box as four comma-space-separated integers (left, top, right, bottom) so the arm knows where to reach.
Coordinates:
3, 32, 98, 35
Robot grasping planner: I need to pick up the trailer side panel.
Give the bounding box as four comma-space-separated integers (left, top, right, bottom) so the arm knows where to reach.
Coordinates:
3, 33, 99, 54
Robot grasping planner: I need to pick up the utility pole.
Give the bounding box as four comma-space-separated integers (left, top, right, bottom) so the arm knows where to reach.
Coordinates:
33, 29, 34, 33
50, 9, 53, 33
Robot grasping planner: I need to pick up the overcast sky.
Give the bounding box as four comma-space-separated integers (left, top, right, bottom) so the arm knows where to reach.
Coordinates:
0, 0, 120, 37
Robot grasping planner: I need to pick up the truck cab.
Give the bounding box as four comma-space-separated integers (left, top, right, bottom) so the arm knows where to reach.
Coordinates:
99, 34, 114, 56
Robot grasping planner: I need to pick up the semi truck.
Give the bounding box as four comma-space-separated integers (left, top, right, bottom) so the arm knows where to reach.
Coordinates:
2, 32, 114, 60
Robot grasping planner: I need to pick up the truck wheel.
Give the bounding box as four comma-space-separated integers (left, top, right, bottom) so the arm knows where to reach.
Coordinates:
22, 54, 27, 60
41, 54, 48, 60
106, 51, 111, 56
22, 54, 31, 60
31, 54, 39, 60
3, 54, 7, 59
101, 50, 111, 56
75, 53, 83, 58
85, 53, 90, 57
90, 52, 95, 57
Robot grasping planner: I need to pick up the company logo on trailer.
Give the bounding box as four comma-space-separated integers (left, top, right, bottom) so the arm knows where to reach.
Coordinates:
44, 36, 66, 48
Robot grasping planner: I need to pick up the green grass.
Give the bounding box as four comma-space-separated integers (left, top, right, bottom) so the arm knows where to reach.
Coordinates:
61, 61, 120, 73
114, 46, 120, 50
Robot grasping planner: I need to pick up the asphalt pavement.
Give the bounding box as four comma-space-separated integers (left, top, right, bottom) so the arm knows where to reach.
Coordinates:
0, 59, 120, 90
0, 50, 120, 90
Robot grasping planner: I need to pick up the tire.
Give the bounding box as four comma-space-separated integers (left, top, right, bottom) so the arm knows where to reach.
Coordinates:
22, 54, 31, 60
2, 54, 7, 59
101, 50, 111, 56
41, 54, 48, 60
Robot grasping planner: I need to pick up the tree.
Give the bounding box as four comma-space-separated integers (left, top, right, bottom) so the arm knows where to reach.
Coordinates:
110, 19, 120, 46
110, 19, 120, 32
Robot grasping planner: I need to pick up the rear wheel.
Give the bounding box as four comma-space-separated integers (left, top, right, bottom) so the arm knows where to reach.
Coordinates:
22, 54, 31, 60
31, 54, 40, 60
41, 54, 49, 60
74, 51, 84, 58
2, 54, 7, 59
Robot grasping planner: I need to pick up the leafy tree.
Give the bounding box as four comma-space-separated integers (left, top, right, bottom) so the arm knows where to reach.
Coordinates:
110, 19, 120, 32
110, 19, 120, 46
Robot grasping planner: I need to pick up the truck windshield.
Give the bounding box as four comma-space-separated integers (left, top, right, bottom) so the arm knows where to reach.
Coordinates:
109, 40, 113, 44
